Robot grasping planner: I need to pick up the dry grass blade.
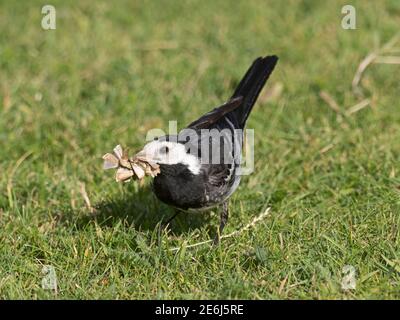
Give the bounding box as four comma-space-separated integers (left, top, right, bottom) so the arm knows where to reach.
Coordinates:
374, 56, 400, 64
169, 207, 271, 252
319, 143, 335, 154
352, 33, 400, 97
346, 98, 371, 115
2, 91, 11, 111
278, 275, 289, 295
7, 151, 33, 209
352, 52, 378, 97
319, 91, 343, 115
381, 33, 400, 51
79, 182, 95, 214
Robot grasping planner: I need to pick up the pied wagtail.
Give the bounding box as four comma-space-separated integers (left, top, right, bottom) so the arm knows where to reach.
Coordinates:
134, 56, 278, 243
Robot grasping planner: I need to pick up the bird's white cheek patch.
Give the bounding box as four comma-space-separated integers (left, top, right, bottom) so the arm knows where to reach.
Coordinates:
160, 152, 201, 175
181, 153, 201, 175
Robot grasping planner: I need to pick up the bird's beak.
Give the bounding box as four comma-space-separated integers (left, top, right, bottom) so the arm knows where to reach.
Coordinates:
134, 149, 159, 164
134, 149, 148, 158
131, 148, 161, 178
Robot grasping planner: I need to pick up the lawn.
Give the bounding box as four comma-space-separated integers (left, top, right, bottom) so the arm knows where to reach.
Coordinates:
0, 0, 400, 299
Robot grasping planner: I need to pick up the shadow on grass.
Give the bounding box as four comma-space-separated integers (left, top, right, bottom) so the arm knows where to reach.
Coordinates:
61, 184, 215, 237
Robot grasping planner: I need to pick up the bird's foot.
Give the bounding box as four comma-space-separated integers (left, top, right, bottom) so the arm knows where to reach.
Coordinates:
213, 201, 229, 246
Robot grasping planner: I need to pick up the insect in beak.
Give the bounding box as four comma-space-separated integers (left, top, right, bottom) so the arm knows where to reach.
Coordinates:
102, 145, 160, 183
134, 149, 148, 159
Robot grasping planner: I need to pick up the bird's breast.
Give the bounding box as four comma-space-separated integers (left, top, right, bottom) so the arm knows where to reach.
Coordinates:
152, 162, 241, 210
152, 163, 207, 209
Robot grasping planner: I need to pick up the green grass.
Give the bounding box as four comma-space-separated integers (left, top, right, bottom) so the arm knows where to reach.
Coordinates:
1, 0, 400, 299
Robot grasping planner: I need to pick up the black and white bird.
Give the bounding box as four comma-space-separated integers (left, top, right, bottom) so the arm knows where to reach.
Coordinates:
134, 56, 278, 243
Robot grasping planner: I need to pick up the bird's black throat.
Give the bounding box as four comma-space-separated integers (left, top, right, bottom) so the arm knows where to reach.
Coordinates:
152, 163, 206, 209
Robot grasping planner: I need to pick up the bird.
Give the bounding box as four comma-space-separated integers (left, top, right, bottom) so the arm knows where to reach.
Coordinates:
134, 55, 278, 243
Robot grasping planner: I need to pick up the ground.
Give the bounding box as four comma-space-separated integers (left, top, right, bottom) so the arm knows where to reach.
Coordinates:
0, 0, 400, 299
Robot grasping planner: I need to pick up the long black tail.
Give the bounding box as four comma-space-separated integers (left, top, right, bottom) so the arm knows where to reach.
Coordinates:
231, 55, 278, 128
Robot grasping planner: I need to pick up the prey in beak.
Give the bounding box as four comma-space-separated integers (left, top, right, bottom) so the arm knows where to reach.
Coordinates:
102, 145, 160, 182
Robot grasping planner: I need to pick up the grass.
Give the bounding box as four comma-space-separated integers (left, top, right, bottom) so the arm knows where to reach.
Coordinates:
1, 0, 400, 299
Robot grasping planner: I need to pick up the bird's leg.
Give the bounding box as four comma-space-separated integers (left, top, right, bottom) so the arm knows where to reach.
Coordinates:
161, 209, 182, 229
213, 201, 229, 245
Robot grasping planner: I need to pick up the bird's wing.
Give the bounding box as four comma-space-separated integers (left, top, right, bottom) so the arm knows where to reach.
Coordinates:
206, 163, 234, 187
186, 96, 243, 130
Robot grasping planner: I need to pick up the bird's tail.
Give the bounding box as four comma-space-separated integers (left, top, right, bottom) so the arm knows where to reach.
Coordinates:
230, 55, 278, 128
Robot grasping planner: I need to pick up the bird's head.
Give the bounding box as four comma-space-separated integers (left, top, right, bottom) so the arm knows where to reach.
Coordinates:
135, 137, 201, 175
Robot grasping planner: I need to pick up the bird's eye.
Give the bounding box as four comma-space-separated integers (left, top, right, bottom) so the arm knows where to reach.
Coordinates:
160, 146, 169, 154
